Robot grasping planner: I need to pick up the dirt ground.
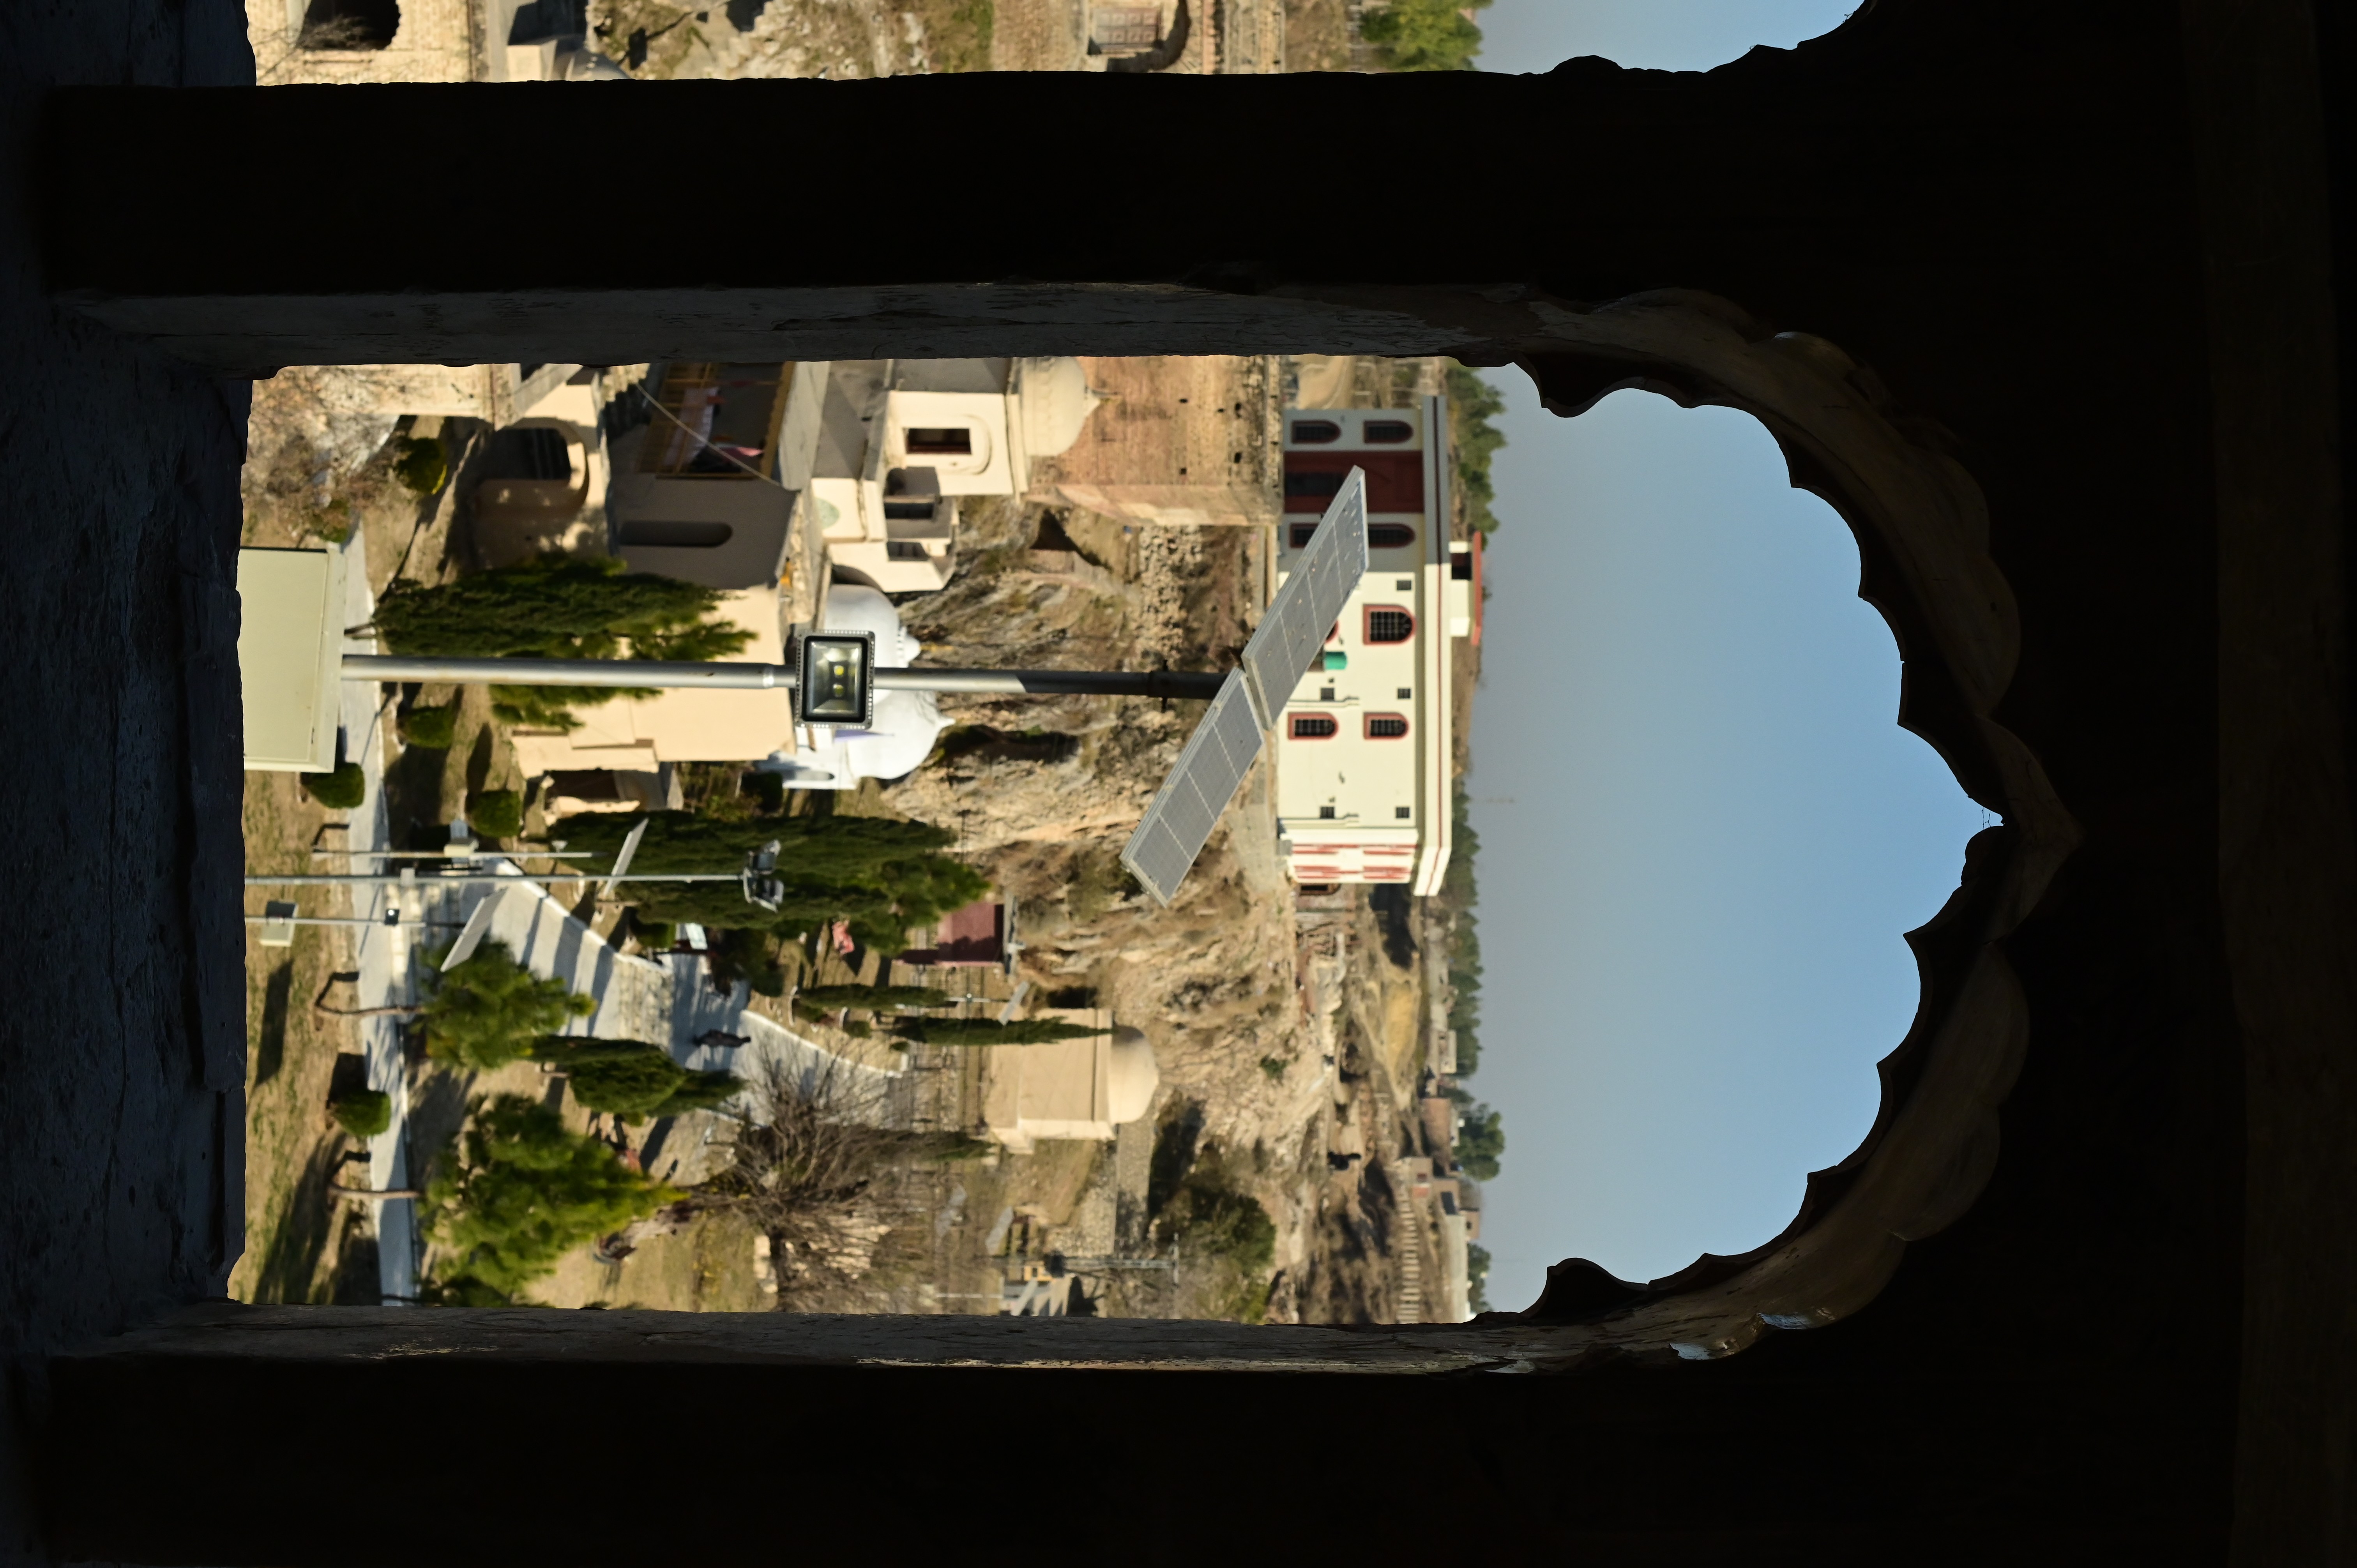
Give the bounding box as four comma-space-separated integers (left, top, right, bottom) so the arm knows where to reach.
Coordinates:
1283, 0, 1353, 71
588, 0, 995, 80
230, 385, 465, 1305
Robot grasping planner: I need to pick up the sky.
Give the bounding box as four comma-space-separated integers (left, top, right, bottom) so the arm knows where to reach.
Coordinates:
1457, 1, 1982, 1303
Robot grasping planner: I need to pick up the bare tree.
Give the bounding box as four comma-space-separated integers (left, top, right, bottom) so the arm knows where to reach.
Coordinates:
598, 1052, 934, 1299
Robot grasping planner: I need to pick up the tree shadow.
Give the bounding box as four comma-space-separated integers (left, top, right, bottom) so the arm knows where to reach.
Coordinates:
465, 723, 494, 797
326, 1208, 382, 1305
251, 1141, 343, 1303
1368, 885, 1419, 970
253, 964, 294, 1087
380, 732, 451, 850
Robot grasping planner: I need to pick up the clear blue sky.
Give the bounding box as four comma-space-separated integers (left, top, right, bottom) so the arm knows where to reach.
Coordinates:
1458, 2, 1978, 1304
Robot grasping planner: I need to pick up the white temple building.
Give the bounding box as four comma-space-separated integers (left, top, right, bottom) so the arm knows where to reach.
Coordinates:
1269, 397, 1472, 896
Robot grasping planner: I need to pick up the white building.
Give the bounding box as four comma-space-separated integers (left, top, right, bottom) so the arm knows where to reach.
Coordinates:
1270, 397, 1472, 896
810, 357, 1103, 594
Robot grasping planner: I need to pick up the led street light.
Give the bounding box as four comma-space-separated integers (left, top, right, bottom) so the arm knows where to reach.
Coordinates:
796, 632, 876, 727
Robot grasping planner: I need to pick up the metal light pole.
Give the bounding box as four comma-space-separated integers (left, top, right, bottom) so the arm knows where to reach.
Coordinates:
340, 654, 1226, 702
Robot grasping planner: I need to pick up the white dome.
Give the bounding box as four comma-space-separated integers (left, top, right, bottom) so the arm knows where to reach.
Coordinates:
1014, 357, 1103, 461
840, 687, 947, 783
1106, 1027, 1159, 1125
822, 583, 923, 668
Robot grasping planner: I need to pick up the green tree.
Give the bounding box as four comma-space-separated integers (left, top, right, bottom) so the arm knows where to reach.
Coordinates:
892, 1017, 1109, 1046
398, 703, 457, 749
302, 762, 366, 810
423, 941, 596, 1071
553, 810, 989, 954
1444, 777, 1485, 1075
424, 1094, 680, 1301
391, 434, 448, 495
1466, 1242, 1493, 1313
529, 1038, 743, 1124
798, 984, 952, 1011
327, 1086, 391, 1139
466, 788, 524, 839
1361, 0, 1489, 72
1455, 1100, 1505, 1182
1447, 363, 1507, 535
1159, 1181, 1277, 1274
370, 556, 753, 729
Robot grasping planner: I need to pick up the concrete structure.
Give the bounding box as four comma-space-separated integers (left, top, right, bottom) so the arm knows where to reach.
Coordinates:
1270, 399, 1457, 895
981, 1023, 1158, 1151
1025, 354, 1280, 528
813, 357, 1102, 593
608, 360, 826, 590
235, 547, 346, 772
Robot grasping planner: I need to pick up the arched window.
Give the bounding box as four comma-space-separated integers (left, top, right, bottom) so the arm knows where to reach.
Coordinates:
1368, 523, 1416, 550
1362, 419, 1414, 445
1365, 714, 1409, 739
1364, 607, 1414, 644
300, 0, 399, 48
1290, 419, 1341, 445
1289, 714, 1338, 740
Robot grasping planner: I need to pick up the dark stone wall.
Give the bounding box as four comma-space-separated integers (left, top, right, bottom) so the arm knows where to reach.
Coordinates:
0, 2, 254, 1563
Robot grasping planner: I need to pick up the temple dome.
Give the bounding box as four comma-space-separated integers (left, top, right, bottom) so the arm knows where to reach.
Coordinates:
1015, 357, 1103, 460
1107, 1027, 1159, 1125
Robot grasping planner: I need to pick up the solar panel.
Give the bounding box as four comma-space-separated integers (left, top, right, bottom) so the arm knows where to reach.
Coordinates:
1120, 671, 1266, 907
1240, 468, 1369, 731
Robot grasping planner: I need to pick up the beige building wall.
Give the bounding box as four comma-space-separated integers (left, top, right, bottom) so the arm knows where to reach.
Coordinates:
509, 589, 797, 776
979, 1021, 1158, 1152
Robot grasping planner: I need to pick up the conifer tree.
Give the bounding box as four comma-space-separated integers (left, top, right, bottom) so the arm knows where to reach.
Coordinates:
528, 1037, 743, 1124
424, 1095, 680, 1301
552, 810, 989, 954
423, 942, 597, 1071
796, 984, 951, 1012
370, 556, 752, 729
892, 1017, 1108, 1047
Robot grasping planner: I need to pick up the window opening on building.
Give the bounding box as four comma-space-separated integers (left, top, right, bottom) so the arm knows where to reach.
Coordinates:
617, 520, 732, 549
1397, 687, 1412, 699
1368, 523, 1416, 549
1286, 470, 1346, 503
1365, 607, 1414, 644
1363, 419, 1414, 444
1395, 807, 1413, 819
1290, 419, 1342, 445
905, 427, 974, 455
1318, 805, 1338, 819
299, 0, 400, 48
483, 426, 572, 482
1366, 715, 1409, 739
639, 362, 785, 477
1290, 715, 1339, 740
